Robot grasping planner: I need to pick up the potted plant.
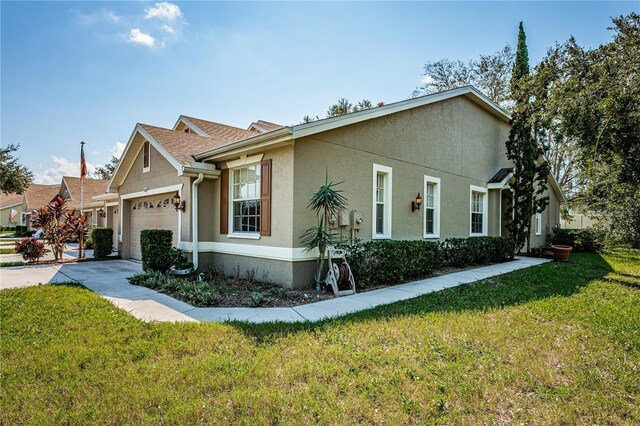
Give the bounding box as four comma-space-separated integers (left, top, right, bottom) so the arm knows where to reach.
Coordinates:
551, 244, 572, 262
168, 247, 194, 275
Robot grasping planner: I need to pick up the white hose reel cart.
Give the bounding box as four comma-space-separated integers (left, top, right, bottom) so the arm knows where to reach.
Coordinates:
324, 245, 356, 296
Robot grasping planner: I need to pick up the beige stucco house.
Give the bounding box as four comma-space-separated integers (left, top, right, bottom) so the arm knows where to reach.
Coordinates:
100, 86, 565, 288
1, 192, 26, 228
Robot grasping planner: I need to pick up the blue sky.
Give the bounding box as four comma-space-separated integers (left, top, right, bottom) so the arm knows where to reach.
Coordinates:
1, 1, 636, 184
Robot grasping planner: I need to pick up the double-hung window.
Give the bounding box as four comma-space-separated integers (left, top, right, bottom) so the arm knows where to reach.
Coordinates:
470, 185, 488, 236
231, 164, 261, 234
372, 164, 392, 239
423, 175, 441, 238
535, 213, 542, 235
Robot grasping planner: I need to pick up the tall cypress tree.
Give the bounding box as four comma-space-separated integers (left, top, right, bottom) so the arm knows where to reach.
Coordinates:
505, 21, 550, 253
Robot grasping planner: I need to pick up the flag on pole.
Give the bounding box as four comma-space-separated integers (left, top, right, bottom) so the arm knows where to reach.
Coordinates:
8, 208, 18, 222
80, 141, 88, 179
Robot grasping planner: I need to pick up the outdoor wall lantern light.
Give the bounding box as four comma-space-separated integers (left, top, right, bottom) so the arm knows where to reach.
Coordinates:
173, 192, 186, 212
98, 207, 106, 218
411, 193, 423, 212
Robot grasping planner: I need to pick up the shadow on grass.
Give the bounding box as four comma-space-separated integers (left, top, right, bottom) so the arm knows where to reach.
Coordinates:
50, 281, 87, 290
230, 253, 616, 343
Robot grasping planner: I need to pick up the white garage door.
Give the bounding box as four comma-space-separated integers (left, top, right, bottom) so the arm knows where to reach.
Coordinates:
129, 194, 179, 260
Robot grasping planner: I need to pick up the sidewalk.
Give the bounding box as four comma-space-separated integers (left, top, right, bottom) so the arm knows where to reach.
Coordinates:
0, 257, 550, 323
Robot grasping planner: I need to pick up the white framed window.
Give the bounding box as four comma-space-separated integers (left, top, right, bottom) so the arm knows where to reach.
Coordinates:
142, 141, 150, 173
372, 164, 392, 239
423, 175, 441, 238
470, 185, 488, 236
535, 212, 542, 235
230, 163, 261, 236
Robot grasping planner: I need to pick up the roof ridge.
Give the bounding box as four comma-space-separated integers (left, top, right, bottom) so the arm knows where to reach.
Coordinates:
182, 116, 253, 133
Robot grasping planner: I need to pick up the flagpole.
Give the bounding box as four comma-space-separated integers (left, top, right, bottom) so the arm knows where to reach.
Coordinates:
80, 141, 85, 216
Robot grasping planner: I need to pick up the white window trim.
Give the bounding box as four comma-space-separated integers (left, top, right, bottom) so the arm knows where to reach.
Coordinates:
423, 175, 441, 239
469, 185, 488, 237
228, 162, 261, 239
372, 163, 393, 239
535, 212, 542, 235
142, 141, 151, 173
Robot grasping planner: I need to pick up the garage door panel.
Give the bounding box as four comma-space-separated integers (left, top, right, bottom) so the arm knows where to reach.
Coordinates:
129, 194, 178, 260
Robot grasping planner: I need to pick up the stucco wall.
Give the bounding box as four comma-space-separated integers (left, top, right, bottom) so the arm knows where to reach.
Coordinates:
117, 136, 188, 258
293, 96, 513, 243
0, 203, 26, 228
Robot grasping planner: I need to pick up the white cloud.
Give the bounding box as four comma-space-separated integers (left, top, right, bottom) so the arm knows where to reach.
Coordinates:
162, 24, 175, 34
110, 142, 126, 158
144, 2, 183, 21
104, 10, 121, 23
128, 28, 156, 48
35, 156, 96, 185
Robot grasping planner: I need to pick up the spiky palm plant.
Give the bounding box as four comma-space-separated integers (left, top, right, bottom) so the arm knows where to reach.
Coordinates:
300, 172, 348, 290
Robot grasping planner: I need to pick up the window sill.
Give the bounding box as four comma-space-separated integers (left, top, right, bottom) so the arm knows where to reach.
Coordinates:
372, 234, 391, 240
423, 234, 440, 239
469, 232, 487, 237
143, 167, 150, 174
227, 233, 261, 240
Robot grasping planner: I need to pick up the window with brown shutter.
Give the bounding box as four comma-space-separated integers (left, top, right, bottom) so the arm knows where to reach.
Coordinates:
220, 168, 228, 234
260, 159, 272, 236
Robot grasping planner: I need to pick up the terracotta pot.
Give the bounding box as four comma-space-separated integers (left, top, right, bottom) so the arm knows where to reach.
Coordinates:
551, 245, 572, 262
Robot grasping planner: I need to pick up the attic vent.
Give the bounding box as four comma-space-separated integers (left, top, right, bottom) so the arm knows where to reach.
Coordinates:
184, 128, 191, 133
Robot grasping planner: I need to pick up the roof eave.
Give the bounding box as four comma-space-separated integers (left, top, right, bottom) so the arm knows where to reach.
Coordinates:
194, 127, 293, 161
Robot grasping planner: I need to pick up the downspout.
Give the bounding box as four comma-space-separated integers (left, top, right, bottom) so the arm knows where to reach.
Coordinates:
191, 173, 204, 270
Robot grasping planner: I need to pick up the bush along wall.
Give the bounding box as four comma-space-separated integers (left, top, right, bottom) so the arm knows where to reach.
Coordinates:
341, 236, 514, 288
91, 227, 113, 259
140, 229, 173, 272
552, 226, 605, 253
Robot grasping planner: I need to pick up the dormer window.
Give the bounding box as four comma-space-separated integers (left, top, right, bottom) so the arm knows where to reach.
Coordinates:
143, 141, 150, 173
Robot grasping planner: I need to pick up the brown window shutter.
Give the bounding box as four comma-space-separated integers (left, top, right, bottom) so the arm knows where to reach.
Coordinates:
260, 159, 272, 236
220, 168, 229, 235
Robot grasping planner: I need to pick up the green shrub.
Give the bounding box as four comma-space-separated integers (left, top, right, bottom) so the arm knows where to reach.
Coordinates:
442, 237, 514, 267
552, 226, 605, 253
342, 240, 442, 288
84, 236, 94, 250
343, 236, 513, 288
91, 227, 113, 259
140, 229, 173, 272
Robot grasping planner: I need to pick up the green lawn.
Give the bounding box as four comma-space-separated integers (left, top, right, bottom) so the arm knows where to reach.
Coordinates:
1, 252, 638, 424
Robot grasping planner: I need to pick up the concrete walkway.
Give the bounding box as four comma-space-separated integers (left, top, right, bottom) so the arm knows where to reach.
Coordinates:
0, 257, 550, 323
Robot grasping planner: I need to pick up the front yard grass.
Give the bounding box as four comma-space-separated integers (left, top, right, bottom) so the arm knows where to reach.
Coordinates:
1, 251, 638, 424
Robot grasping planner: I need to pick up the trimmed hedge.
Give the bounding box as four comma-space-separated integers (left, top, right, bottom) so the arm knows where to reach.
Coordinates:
342, 236, 514, 288
342, 240, 442, 287
442, 237, 515, 267
552, 227, 606, 253
140, 229, 173, 272
91, 227, 113, 259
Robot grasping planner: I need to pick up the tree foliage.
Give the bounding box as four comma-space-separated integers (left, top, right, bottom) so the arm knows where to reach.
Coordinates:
412, 45, 514, 109
0, 144, 33, 195
94, 156, 119, 180
302, 98, 374, 123
505, 22, 550, 253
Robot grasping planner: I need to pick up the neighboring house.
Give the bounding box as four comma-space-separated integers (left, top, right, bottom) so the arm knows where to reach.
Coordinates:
101, 86, 566, 288
0, 192, 26, 228
58, 176, 109, 230
24, 184, 66, 230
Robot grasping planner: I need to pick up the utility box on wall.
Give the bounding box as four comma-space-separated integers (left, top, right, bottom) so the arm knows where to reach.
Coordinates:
350, 210, 363, 230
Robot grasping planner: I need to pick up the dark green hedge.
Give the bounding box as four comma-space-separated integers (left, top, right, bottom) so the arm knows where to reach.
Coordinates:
91, 227, 113, 259
441, 236, 515, 267
341, 236, 514, 288
141, 229, 173, 272
552, 227, 605, 253
342, 240, 442, 287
